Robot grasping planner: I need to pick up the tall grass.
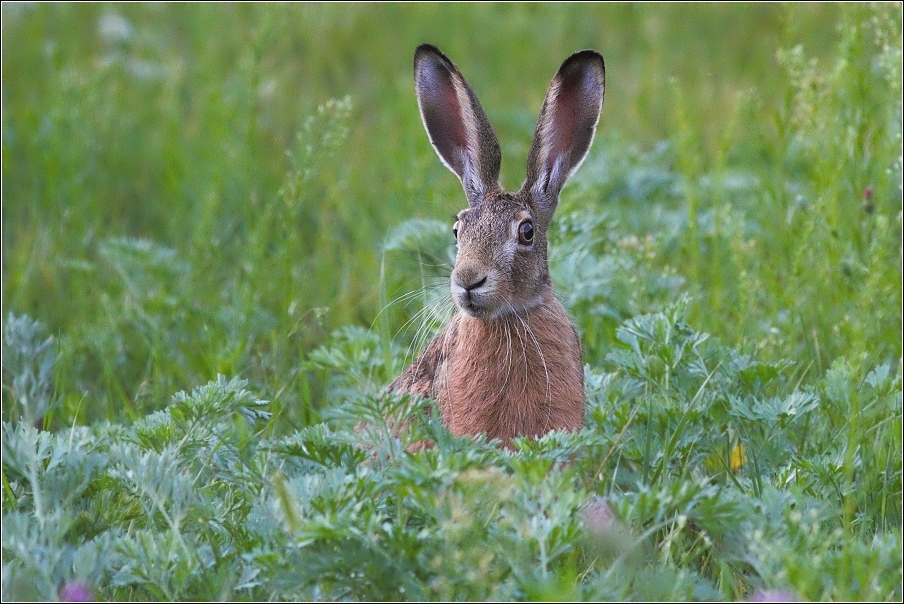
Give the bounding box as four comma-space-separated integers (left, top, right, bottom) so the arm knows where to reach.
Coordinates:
3, 3, 859, 425
2, 3, 902, 602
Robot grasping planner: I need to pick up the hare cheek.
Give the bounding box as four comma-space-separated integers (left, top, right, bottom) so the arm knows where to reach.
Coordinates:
500, 236, 518, 271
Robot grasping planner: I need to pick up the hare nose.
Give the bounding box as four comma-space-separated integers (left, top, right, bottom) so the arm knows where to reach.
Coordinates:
453, 268, 487, 293
462, 276, 487, 292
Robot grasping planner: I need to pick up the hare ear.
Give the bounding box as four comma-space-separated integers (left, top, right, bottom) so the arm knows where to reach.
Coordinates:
524, 50, 605, 222
414, 44, 502, 206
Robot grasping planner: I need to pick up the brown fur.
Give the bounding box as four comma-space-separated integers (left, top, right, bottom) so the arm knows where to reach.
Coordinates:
390, 292, 583, 448
391, 44, 605, 449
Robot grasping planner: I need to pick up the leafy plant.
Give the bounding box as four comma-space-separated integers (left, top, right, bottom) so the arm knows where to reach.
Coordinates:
2, 4, 901, 602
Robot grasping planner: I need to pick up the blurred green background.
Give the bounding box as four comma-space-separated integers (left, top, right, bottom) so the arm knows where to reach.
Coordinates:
2, 3, 900, 427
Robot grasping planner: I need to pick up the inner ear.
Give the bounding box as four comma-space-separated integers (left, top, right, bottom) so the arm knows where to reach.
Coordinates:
414, 44, 502, 205
546, 63, 602, 177
523, 50, 605, 214
415, 54, 470, 177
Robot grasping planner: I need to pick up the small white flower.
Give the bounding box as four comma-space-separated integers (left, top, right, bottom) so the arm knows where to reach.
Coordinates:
98, 13, 133, 43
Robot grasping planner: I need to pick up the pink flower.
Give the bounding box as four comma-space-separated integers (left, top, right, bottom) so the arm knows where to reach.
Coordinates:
749, 588, 797, 602
58, 581, 95, 602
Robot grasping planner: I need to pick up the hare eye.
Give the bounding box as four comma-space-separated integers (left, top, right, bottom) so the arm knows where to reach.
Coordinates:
453, 220, 460, 240
518, 221, 534, 245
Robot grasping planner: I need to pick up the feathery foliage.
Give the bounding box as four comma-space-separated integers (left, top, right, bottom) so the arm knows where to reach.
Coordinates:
2, 3, 901, 601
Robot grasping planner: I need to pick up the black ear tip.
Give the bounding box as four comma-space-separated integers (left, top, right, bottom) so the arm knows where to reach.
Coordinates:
414, 44, 454, 70
415, 43, 441, 59
561, 49, 606, 80
416, 43, 442, 55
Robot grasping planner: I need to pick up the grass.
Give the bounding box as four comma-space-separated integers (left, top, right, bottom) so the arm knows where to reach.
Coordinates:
2, 3, 902, 601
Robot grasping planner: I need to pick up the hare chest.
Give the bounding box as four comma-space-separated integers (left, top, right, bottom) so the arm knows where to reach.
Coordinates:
434, 303, 584, 447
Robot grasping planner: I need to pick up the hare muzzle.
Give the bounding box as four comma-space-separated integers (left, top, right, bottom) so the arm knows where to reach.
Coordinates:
450, 265, 493, 317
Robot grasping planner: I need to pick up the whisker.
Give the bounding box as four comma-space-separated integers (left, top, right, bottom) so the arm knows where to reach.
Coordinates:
415, 261, 455, 271
404, 299, 446, 355
507, 300, 551, 412
501, 300, 530, 431
409, 293, 455, 360
372, 282, 444, 328
499, 313, 514, 396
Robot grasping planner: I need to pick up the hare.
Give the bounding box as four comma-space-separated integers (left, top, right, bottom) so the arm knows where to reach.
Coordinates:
389, 44, 605, 449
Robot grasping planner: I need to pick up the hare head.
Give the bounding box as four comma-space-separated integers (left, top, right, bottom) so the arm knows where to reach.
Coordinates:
414, 44, 605, 321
